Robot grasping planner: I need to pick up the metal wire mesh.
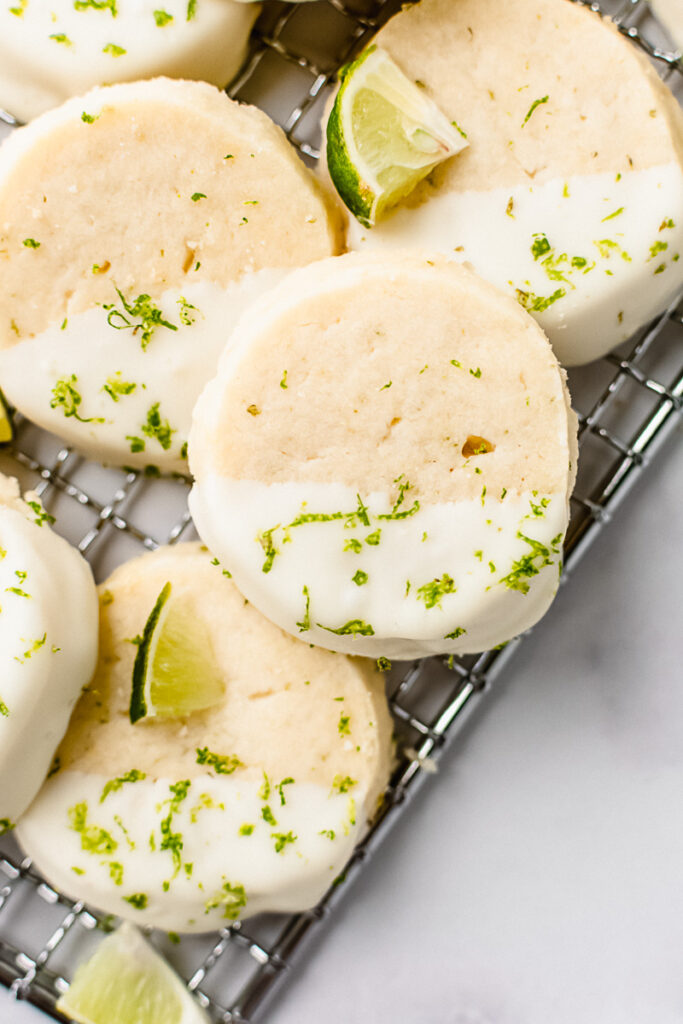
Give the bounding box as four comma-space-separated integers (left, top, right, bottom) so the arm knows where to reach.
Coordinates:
0, 0, 682, 1020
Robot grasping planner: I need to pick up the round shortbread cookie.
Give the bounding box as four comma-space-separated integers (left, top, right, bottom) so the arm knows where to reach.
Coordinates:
0, 77, 343, 472
188, 251, 578, 661
0, 474, 98, 832
0, 0, 259, 124
338, 0, 683, 365
17, 543, 393, 932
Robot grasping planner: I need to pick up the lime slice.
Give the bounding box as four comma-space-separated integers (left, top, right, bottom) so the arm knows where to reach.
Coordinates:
0, 388, 13, 444
326, 45, 468, 227
130, 581, 225, 723
56, 922, 209, 1024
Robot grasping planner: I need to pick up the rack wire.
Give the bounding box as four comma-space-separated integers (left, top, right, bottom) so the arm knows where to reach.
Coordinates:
0, 0, 681, 1020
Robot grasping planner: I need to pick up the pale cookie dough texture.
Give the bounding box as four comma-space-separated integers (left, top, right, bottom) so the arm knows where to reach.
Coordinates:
0, 0, 259, 124
0, 77, 343, 472
17, 543, 393, 932
189, 251, 578, 661
649, 0, 683, 53
341, 0, 683, 365
0, 474, 98, 832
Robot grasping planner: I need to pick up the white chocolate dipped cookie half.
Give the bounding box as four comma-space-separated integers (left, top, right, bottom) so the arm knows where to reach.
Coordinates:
189, 251, 578, 661
17, 543, 393, 932
0, 0, 259, 123
336, 0, 683, 365
0, 77, 343, 473
0, 474, 98, 832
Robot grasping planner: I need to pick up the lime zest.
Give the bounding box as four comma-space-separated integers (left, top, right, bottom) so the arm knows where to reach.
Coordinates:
204, 879, 247, 920
195, 747, 243, 775
100, 769, 147, 803
522, 94, 549, 127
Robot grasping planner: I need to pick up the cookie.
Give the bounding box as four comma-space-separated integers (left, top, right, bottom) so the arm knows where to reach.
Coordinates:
17, 543, 393, 931
189, 251, 577, 660
0, 78, 343, 471
0, 474, 98, 831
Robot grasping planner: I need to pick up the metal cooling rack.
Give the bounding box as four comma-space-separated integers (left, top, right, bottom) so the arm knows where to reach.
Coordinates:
0, 0, 682, 1020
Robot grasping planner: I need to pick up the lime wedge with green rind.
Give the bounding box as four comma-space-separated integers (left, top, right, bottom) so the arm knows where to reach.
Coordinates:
327, 45, 468, 227
130, 580, 225, 724
0, 388, 13, 445
56, 922, 209, 1024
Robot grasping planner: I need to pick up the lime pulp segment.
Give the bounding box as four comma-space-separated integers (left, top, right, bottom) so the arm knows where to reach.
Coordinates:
56, 922, 209, 1024
130, 580, 226, 724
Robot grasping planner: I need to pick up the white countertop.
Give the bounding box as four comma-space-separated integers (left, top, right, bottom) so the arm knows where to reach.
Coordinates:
3, 429, 681, 1023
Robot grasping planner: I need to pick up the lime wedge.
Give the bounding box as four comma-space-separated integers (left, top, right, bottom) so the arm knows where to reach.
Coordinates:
0, 388, 13, 444
56, 922, 209, 1024
326, 45, 468, 227
130, 581, 225, 723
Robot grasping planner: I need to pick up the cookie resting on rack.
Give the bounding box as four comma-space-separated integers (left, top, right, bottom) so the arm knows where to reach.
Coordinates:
17, 543, 393, 932
333, 0, 683, 365
0, 77, 343, 473
0, 0, 259, 123
0, 474, 98, 833
188, 251, 578, 661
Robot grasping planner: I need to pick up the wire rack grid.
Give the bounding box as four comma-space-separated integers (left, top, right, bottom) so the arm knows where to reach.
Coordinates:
0, 0, 682, 1021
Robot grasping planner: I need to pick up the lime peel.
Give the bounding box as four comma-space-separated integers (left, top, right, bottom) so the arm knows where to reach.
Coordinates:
130, 581, 225, 723
0, 388, 13, 445
56, 921, 209, 1024
327, 45, 468, 227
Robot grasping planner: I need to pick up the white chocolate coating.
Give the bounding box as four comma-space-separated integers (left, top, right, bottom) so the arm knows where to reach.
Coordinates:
190, 479, 568, 660
0, 274, 286, 473
0, 0, 259, 123
0, 476, 98, 830
17, 543, 393, 931
348, 165, 683, 367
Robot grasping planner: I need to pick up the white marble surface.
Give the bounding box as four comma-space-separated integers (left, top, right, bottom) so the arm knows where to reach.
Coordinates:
2, 428, 681, 1023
